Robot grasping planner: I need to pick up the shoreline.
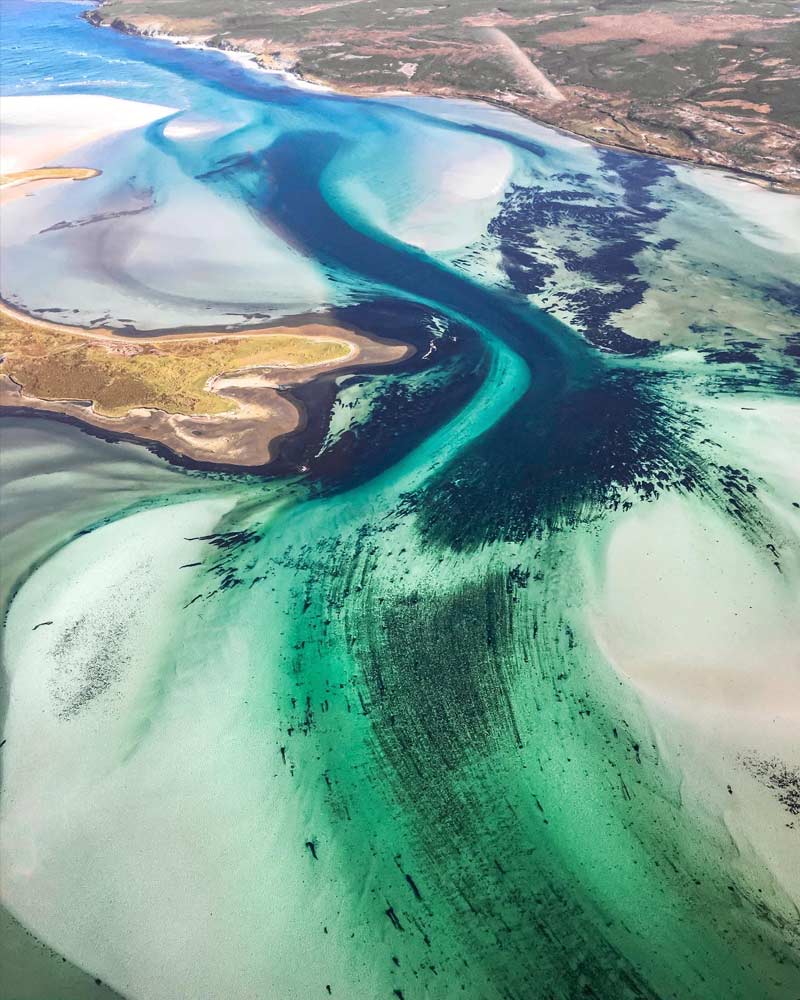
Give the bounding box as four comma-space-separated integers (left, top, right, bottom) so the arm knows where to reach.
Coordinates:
0, 301, 413, 471
0, 167, 101, 205
82, 4, 800, 195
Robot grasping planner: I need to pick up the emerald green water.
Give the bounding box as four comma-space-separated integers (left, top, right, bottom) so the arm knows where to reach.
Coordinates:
2, 2, 800, 997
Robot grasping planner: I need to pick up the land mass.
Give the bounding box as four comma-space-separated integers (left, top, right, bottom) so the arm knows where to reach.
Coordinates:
0, 167, 100, 190
0, 303, 410, 468
84, 0, 800, 190
0, 93, 411, 470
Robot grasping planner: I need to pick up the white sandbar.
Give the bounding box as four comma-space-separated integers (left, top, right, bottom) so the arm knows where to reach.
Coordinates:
0, 94, 177, 173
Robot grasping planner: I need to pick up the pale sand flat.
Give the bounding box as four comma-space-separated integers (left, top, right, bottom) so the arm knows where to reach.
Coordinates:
585, 396, 800, 908
676, 163, 800, 255
0, 94, 177, 174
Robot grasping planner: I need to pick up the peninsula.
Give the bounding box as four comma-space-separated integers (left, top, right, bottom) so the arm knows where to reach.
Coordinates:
0, 304, 409, 467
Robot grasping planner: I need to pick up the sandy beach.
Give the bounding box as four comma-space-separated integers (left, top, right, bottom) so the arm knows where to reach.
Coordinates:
0, 90, 412, 468
0, 302, 411, 468
677, 164, 800, 255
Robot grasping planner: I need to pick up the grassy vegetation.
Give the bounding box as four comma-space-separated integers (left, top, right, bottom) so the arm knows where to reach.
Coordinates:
87, 0, 800, 187
0, 312, 349, 417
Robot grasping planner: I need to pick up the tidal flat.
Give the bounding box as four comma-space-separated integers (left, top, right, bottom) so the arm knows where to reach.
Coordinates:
1, 1, 799, 999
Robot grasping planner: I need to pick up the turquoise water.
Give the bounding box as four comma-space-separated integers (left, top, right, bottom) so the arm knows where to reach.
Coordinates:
2, 2, 800, 998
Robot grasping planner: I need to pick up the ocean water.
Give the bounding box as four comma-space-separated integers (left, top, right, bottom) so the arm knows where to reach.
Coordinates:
2, 2, 800, 998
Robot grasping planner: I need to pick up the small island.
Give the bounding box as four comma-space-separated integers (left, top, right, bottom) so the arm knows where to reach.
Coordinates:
0, 166, 100, 197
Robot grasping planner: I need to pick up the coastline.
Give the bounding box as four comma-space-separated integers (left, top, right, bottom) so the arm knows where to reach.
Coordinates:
0, 80, 417, 476
0, 167, 101, 206
5, 6, 796, 471
3, 4, 800, 997
82, 4, 800, 194
0, 302, 412, 471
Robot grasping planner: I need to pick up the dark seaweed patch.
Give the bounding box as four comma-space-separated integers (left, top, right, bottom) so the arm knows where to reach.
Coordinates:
49, 613, 129, 719
488, 153, 673, 353
285, 300, 487, 488
399, 367, 707, 548
739, 752, 800, 817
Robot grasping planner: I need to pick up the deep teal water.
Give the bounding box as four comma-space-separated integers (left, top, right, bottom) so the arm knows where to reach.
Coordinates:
2, 3, 800, 998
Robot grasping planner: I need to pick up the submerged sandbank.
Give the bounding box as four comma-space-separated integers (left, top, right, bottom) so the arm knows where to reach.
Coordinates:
0, 94, 175, 205
586, 394, 800, 910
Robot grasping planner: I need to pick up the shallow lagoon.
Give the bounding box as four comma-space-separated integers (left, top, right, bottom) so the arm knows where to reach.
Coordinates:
1, 2, 800, 998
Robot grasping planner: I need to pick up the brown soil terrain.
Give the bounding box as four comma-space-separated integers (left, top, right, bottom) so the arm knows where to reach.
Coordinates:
536, 13, 797, 54
84, 0, 800, 190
